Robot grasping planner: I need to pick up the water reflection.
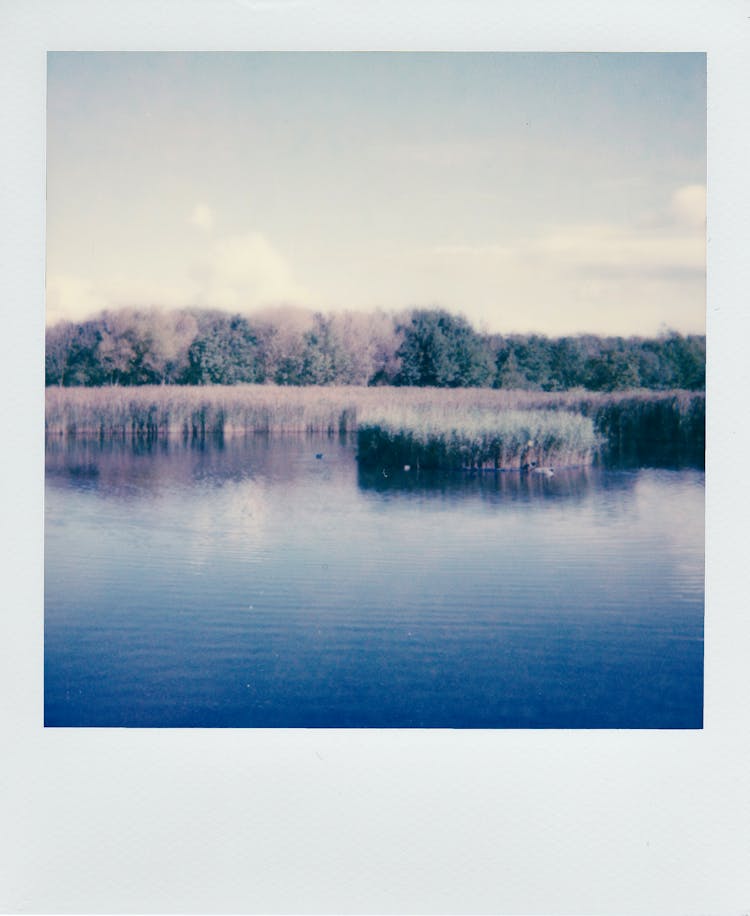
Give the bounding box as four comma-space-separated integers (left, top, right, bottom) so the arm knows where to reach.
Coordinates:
45, 432, 704, 728
601, 439, 704, 470
45, 431, 352, 498
48, 433, 644, 507
356, 462, 641, 506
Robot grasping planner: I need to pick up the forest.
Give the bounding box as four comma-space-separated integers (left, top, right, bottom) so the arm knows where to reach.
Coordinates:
45, 306, 706, 392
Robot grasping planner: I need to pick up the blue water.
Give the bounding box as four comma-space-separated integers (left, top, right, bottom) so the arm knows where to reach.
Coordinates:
44, 434, 704, 728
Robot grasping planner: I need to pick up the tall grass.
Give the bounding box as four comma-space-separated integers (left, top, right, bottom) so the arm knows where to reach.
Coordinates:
45, 385, 704, 465
45, 385, 361, 437
357, 407, 599, 470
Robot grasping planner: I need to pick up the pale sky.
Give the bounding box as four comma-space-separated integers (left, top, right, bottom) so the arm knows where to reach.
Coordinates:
46, 52, 706, 335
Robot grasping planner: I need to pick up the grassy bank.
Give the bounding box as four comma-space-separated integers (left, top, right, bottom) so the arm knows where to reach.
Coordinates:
45, 385, 704, 466
357, 408, 598, 470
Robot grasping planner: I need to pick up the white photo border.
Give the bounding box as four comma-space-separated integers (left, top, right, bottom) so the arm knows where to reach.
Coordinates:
3, 2, 748, 913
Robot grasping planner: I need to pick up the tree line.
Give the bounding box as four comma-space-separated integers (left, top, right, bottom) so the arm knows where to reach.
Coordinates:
45, 306, 705, 391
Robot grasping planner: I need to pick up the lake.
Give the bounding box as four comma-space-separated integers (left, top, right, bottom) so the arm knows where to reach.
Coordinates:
44, 433, 704, 728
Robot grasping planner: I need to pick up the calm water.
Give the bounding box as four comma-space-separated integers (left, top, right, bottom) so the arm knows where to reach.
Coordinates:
45, 434, 704, 728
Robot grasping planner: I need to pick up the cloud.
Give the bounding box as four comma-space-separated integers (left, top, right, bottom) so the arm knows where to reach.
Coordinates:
669, 184, 706, 230
427, 197, 705, 335
189, 204, 215, 232
46, 274, 105, 324
192, 232, 311, 310
435, 185, 707, 281
436, 222, 704, 275
46, 273, 198, 324
529, 224, 705, 274
434, 243, 516, 260
46, 231, 312, 323
639, 183, 707, 233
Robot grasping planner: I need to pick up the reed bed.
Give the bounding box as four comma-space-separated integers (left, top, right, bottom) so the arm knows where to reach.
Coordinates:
45, 384, 703, 431
357, 407, 599, 470
45, 385, 362, 437
45, 385, 704, 466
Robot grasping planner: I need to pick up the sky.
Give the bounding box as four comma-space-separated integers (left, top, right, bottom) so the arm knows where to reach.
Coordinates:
46, 52, 706, 335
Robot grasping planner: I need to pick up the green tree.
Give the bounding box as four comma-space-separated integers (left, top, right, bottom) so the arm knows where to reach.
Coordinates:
396, 309, 493, 387
96, 310, 141, 384
298, 313, 350, 385
184, 314, 259, 384
661, 332, 706, 390
60, 320, 104, 386
549, 337, 589, 390
494, 335, 554, 389
45, 321, 78, 386
495, 349, 533, 389
584, 345, 641, 391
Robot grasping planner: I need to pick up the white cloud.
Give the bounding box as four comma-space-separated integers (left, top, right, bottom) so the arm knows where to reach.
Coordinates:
435, 221, 704, 275
46, 274, 198, 324
639, 184, 707, 233
45, 231, 313, 323
192, 232, 311, 311
189, 204, 215, 232
529, 224, 705, 273
669, 184, 706, 230
427, 206, 705, 335
434, 243, 516, 260
46, 274, 105, 324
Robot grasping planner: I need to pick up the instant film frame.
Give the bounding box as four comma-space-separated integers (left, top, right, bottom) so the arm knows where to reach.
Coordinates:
3, 1, 749, 913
